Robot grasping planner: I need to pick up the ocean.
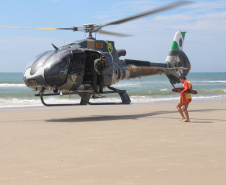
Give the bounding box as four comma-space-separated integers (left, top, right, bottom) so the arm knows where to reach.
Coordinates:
0, 72, 226, 108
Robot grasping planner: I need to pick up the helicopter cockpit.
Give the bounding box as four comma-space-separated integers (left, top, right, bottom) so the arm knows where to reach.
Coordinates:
24, 49, 72, 89
24, 46, 114, 92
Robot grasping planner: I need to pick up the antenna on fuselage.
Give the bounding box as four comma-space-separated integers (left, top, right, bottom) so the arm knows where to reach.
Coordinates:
51, 43, 58, 51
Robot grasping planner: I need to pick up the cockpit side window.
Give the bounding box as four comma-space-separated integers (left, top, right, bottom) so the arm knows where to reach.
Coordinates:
69, 52, 85, 73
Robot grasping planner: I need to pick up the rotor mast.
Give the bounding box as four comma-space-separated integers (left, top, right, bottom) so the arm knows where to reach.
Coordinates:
83, 24, 98, 39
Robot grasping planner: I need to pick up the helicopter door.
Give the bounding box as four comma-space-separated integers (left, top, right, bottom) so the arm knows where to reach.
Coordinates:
83, 51, 100, 84
68, 51, 85, 88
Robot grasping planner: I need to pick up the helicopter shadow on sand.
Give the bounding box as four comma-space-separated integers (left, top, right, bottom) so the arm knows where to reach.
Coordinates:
46, 108, 226, 123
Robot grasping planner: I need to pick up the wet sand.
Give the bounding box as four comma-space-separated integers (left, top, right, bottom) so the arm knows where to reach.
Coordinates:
0, 101, 226, 185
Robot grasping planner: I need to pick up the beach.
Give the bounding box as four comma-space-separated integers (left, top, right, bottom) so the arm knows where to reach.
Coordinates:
0, 101, 226, 185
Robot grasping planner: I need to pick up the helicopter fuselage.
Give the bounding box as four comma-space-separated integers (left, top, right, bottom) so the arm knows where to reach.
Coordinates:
23, 35, 191, 96
23, 39, 170, 93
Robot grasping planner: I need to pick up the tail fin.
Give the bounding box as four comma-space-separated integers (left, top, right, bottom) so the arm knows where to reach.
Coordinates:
165, 31, 191, 85
171, 31, 186, 50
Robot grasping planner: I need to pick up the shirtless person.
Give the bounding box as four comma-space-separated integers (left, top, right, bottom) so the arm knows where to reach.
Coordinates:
176, 76, 192, 122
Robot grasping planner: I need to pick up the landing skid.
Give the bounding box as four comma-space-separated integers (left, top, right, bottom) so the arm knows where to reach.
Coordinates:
35, 87, 131, 106
91, 94, 106, 99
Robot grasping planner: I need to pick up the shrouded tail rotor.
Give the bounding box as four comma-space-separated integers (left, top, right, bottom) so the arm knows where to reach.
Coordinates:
165, 31, 191, 85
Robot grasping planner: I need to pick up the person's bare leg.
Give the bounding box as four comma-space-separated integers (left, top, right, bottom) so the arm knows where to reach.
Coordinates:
177, 102, 185, 120
182, 103, 190, 122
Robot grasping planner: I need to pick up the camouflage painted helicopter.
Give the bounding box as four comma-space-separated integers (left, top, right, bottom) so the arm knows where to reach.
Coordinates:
0, 1, 192, 106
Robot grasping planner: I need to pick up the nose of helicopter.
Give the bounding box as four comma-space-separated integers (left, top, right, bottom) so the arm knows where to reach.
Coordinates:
23, 65, 47, 91
23, 49, 72, 91
23, 50, 54, 90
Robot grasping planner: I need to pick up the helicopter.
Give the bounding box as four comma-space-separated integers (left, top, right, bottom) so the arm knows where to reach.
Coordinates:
0, 1, 192, 106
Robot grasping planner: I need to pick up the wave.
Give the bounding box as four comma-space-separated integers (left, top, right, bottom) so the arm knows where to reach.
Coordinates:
195, 89, 226, 95
0, 83, 26, 87
0, 98, 42, 108
160, 88, 169, 91
0, 97, 81, 108
113, 83, 141, 88
130, 88, 226, 96
1, 94, 226, 108
195, 81, 226, 83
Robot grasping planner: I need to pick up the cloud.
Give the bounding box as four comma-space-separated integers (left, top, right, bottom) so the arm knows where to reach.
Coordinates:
201, 11, 226, 19
104, 0, 226, 32
92, 0, 173, 23
154, 14, 192, 21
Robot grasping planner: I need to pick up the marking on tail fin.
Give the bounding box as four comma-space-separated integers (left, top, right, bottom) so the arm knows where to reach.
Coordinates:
171, 41, 179, 50
181, 32, 186, 40
179, 38, 183, 47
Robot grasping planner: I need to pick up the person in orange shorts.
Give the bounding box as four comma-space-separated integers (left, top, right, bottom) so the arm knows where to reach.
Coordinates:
176, 76, 192, 122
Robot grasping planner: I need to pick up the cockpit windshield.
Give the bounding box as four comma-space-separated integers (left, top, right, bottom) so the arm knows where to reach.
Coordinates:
43, 50, 71, 86
30, 50, 55, 75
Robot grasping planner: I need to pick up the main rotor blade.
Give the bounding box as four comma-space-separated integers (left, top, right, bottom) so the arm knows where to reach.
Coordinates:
100, 1, 192, 27
0, 26, 57, 30
98, 30, 132, 37
0, 26, 80, 31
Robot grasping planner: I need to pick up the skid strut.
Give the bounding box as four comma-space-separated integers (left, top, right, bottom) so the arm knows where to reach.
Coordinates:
35, 87, 131, 106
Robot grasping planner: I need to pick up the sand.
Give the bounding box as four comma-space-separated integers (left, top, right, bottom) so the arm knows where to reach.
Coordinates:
0, 101, 226, 185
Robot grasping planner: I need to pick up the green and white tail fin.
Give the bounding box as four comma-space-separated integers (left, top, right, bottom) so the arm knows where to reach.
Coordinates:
165, 31, 191, 85
171, 31, 186, 50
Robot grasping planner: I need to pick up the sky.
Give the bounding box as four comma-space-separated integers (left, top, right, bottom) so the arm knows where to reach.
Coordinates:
0, 0, 226, 72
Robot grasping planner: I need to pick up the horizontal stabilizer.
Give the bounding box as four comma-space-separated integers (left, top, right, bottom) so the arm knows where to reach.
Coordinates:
160, 67, 188, 72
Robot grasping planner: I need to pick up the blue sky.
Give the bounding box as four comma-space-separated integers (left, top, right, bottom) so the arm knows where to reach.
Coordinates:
0, 0, 226, 72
